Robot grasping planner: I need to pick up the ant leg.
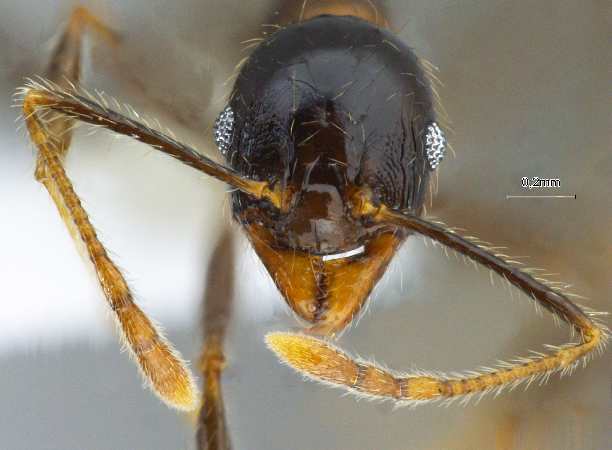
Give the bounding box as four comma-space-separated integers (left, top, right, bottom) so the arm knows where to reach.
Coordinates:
19, 86, 283, 409
266, 200, 609, 405
19, 7, 199, 410
19, 81, 281, 207
196, 229, 234, 450
46, 6, 120, 84
35, 6, 120, 179
18, 7, 280, 411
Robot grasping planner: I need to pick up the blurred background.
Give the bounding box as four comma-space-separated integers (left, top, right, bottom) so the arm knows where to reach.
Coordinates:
0, 1, 610, 449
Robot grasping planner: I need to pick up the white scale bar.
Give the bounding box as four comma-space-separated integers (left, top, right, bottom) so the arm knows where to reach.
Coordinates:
505, 194, 577, 199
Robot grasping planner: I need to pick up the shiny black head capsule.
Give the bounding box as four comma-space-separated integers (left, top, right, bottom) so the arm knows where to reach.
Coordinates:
222, 15, 439, 255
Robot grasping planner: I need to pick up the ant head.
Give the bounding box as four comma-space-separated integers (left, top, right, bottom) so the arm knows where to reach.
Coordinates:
210, 15, 447, 332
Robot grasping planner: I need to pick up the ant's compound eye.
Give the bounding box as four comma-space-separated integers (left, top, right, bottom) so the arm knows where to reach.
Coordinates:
214, 105, 234, 155
425, 122, 446, 170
